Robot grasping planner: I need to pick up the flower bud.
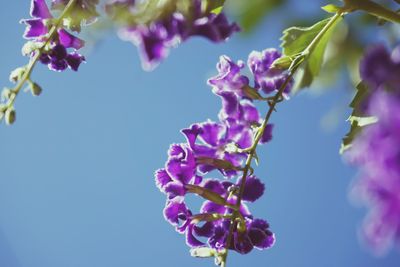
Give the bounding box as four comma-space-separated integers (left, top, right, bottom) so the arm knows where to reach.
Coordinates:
30, 82, 42, 96
242, 85, 263, 100
190, 247, 215, 258
5, 108, 16, 125
1, 88, 13, 101
9, 67, 26, 83
214, 249, 226, 266
21, 41, 42, 56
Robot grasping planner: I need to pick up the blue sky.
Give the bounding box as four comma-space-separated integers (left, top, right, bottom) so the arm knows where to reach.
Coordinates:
0, 1, 399, 267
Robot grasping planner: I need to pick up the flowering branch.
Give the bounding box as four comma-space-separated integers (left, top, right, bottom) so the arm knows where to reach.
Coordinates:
0, 0, 83, 125
220, 12, 343, 266
1, 0, 239, 125
220, 71, 294, 267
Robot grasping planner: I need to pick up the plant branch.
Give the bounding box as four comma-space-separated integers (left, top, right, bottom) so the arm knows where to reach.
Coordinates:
344, 0, 400, 23
219, 11, 343, 267
1, 0, 78, 124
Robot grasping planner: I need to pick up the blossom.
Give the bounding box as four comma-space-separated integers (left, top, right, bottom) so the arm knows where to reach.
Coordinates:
346, 44, 400, 255
39, 44, 85, 71
155, 48, 288, 259
182, 121, 248, 177
21, 0, 86, 72
155, 144, 202, 199
347, 91, 400, 255
209, 217, 275, 254
199, 177, 273, 254
208, 56, 249, 98
161, 178, 273, 253
247, 48, 294, 96
107, 0, 239, 70
359, 44, 400, 92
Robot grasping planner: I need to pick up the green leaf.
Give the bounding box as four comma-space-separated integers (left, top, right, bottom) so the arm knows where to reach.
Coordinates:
340, 116, 377, 153
272, 56, 293, 69
280, 15, 342, 88
206, 0, 225, 15
349, 81, 369, 116
340, 81, 377, 153
344, 0, 400, 24
211, 6, 223, 14
232, 0, 286, 33
281, 18, 330, 57
348, 116, 378, 127
321, 4, 342, 13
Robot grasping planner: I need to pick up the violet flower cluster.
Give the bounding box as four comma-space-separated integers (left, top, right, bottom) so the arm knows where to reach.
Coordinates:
106, 0, 239, 70
21, 0, 99, 72
345, 44, 400, 255
0, 0, 101, 125
155, 48, 293, 262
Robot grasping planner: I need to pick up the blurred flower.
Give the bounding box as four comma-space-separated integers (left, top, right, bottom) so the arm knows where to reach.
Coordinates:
346, 44, 400, 255
107, 0, 239, 70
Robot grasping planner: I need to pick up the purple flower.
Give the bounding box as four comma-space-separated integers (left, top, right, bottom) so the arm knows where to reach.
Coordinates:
247, 49, 293, 96
155, 48, 284, 258
21, 0, 86, 72
161, 177, 273, 252
163, 200, 206, 247
189, 12, 240, 43
109, 0, 239, 70
200, 176, 265, 213
155, 144, 202, 199
354, 45, 400, 114
182, 121, 248, 177
197, 177, 271, 253
347, 92, 400, 255
208, 217, 275, 254
360, 44, 400, 92
208, 56, 249, 97
40, 44, 85, 72
22, 0, 52, 39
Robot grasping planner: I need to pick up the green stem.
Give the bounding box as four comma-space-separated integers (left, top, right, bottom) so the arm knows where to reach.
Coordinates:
303, 12, 342, 56
2, 0, 77, 114
220, 11, 343, 267
344, 0, 400, 23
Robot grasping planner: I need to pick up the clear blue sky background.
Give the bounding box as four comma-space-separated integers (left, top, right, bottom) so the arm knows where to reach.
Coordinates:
0, 1, 399, 267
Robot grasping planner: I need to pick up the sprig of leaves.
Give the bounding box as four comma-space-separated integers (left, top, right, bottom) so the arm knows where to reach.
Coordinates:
340, 81, 377, 153
274, 12, 343, 90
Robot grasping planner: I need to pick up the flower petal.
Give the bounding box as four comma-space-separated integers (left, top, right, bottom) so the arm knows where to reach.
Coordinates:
31, 0, 52, 19
22, 19, 47, 38
241, 176, 265, 202
58, 29, 85, 49
66, 53, 85, 71
186, 224, 205, 247
155, 168, 173, 193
